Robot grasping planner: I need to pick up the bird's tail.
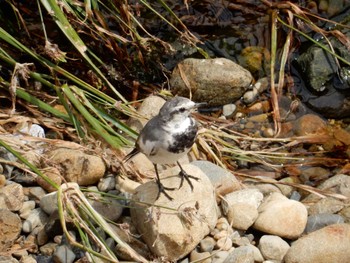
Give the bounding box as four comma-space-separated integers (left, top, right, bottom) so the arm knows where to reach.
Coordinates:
123, 148, 140, 163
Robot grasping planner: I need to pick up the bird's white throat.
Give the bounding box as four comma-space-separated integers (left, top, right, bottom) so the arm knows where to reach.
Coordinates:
164, 116, 192, 134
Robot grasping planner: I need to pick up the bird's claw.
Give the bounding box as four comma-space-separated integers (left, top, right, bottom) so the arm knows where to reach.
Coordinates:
178, 170, 199, 190
156, 180, 175, 200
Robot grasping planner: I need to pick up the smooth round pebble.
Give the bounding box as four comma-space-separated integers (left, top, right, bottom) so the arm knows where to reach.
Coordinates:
253, 192, 307, 239
216, 237, 233, 251
200, 236, 216, 252
247, 244, 264, 262
214, 230, 229, 240
216, 217, 230, 231
222, 103, 237, 118
97, 176, 116, 192
258, 235, 290, 261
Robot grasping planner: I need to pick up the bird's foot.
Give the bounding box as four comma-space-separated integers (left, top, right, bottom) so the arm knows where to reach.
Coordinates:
179, 169, 199, 190
156, 180, 175, 201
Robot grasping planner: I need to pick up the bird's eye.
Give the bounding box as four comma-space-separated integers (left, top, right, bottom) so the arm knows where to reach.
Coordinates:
179, 107, 186, 113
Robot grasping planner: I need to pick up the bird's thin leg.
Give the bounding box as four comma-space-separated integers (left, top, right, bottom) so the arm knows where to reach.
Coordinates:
154, 164, 175, 200
177, 161, 199, 190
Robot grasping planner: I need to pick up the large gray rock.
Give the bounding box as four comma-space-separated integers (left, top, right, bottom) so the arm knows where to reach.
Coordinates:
284, 223, 350, 263
170, 58, 253, 106
130, 164, 218, 261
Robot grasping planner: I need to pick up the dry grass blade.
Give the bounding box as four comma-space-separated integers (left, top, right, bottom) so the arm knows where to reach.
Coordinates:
234, 171, 348, 200
57, 183, 148, 262
269, 10, 281, 137
197, 119, 348, 170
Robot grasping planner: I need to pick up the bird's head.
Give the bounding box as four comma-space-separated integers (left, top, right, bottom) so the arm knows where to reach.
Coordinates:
159, 96, 205, 122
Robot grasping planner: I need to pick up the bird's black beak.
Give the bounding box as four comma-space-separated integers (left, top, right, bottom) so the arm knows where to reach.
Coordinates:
194, 102, 207, 109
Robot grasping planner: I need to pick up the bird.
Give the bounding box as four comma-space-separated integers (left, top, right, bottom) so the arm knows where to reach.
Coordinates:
124, 96, 204, 200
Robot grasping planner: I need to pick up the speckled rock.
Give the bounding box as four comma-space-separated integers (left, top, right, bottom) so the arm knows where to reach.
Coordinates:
0, 209, 22, 251
284, 223, 350, 263
0, 183, 24, 211
170, 58, 253, 106
37, 167, 62, 193
130, 164, 218, 261
47, 148, 106, 186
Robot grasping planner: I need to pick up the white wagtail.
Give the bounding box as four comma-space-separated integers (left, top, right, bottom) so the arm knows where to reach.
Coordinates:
124, 96, 205, 200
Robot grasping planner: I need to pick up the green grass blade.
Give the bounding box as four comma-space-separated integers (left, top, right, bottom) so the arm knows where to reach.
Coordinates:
0, 139, 59, 189
40, 0, 127, 103
61, 84, 127, 148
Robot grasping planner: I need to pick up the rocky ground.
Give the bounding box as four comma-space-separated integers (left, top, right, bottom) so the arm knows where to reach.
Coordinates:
0, 58, 350, 263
